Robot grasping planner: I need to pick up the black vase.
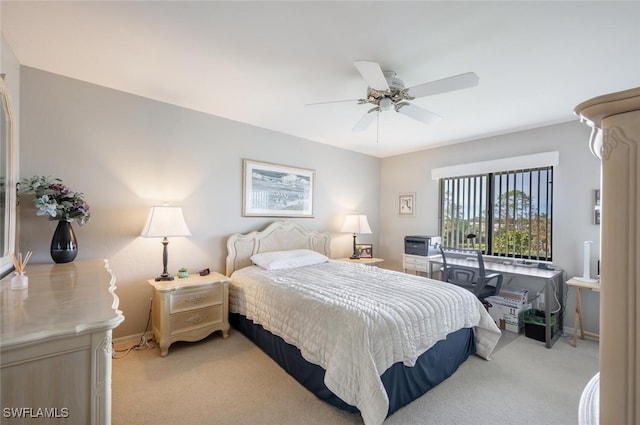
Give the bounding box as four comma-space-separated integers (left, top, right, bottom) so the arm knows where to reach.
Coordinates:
50, 220, 78, 263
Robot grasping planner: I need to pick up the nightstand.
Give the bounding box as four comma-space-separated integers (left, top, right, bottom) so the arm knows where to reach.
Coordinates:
335, 257, 384, 267
148, 272, 230, 356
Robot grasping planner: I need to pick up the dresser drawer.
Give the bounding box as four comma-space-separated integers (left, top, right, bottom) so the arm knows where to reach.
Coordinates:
403, 255, 428, 265
404, 262, 426, 271
169, 286, 222, 314
403, 255, 429, 272
170, 305, 223, 334
404, 256, 428, 266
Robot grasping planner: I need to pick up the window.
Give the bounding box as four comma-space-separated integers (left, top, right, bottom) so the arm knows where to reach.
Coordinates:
439, 166, 553, 261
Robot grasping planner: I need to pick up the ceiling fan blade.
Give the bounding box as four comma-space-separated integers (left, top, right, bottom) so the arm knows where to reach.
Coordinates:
398, 103, 442, 125
306, 98, 360, 106
408, 72, 479, 99
353, 110, 377, 131
354, 61, 390, 91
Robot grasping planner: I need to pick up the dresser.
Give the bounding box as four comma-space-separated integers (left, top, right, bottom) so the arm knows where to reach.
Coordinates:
0, 259, 124, 425
148, 272, 230, 357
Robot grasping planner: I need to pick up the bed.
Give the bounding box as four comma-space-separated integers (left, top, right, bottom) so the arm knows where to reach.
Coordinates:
226, 221, 501, 425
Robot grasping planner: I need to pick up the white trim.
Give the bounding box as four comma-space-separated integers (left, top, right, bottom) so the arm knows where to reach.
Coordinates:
112, 331, 153, 346
431, 151, 560, 180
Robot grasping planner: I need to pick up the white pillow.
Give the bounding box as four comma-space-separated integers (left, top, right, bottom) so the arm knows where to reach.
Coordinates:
250, 249, 328, 270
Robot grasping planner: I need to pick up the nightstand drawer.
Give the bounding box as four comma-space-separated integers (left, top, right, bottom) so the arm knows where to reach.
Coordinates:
169, 286, 222, 314
170, 305, 223, 334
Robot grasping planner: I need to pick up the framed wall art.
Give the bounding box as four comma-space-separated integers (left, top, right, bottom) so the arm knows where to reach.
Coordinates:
243, 159, 315, 217
399, 193, 415, 217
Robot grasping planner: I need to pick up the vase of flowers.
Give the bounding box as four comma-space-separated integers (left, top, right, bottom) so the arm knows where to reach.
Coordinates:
21, 175, 91, 263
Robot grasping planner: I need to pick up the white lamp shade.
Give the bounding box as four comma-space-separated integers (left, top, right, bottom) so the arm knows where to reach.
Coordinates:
141, 206, 192, 238
341, 214, 372, 234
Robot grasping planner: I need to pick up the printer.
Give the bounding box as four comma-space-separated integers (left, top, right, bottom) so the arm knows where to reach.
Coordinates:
404, 235, 442, 256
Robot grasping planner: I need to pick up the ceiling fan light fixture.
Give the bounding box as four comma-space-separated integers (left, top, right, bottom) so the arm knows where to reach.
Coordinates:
379, 97, 393, 111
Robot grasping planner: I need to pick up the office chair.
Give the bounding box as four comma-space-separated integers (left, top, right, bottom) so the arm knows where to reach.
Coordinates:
439, 246, 503, 304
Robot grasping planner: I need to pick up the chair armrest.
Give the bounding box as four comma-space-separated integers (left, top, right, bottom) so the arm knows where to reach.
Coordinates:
484, 272, 504, 293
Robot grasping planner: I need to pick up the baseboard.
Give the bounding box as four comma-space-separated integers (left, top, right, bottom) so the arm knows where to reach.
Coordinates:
113, 331, 153, 347
563, 326, 600, 341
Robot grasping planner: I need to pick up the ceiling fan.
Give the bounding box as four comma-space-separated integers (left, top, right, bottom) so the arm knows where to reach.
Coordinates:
310, 61, 479, 132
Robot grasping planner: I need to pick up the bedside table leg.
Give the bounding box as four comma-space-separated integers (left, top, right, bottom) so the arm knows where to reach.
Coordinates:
222, 324, 230, 339
159, 342, 169, 357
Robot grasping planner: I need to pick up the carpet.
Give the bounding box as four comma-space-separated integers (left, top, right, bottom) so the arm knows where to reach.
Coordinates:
112, 329, 598, 425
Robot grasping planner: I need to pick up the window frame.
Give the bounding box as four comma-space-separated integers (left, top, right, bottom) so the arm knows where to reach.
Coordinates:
439, 166, 553, 261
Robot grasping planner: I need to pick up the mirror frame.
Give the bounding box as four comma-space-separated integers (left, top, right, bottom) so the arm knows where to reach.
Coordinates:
0, 75, 17, 278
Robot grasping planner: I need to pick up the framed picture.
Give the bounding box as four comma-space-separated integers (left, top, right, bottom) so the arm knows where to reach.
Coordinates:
243, 159, 314, 217
399, 193, 415, 217
355, 244, 373, 259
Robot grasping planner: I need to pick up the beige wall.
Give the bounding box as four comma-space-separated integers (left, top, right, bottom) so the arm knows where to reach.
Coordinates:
17, 66, 380, 338
380, 121, 602, 334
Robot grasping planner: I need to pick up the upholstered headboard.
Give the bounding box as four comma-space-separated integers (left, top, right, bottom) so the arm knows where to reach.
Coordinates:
225, 221, 331, 276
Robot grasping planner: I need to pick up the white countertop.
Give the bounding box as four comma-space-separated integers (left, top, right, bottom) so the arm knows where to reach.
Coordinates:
0, 259, 124, 349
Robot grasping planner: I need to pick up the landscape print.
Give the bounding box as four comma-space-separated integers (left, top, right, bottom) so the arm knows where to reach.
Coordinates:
243, 159, 314, 217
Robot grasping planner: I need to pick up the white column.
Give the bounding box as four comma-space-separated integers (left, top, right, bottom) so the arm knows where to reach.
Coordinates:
575, 87, 640, 425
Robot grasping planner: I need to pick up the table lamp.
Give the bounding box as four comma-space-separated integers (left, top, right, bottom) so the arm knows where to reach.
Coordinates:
466, 233, 477, 249
141, 206, 192, 281
341, 214, 372, 259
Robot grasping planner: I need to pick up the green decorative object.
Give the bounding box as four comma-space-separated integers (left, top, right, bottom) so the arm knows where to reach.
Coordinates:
178, 268, 188, 278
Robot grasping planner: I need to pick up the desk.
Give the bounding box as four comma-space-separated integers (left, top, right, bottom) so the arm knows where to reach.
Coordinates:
429, 256, 564, 348
566, 278, 600, 347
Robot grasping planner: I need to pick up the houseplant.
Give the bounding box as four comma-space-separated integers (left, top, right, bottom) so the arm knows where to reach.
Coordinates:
21, 175, 91, 263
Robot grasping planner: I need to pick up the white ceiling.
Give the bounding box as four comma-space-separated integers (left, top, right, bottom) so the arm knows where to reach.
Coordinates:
2, 1, 640, 158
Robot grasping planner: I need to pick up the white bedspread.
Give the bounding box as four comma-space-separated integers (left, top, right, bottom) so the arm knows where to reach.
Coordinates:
229, 261, 501, 425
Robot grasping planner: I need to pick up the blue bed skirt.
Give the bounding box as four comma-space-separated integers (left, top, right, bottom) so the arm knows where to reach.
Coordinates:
230, 313, 476, 417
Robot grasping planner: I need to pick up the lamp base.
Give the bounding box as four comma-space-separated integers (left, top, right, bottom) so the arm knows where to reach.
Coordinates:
349, 233, 360, 260
155, 238, 174, 281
